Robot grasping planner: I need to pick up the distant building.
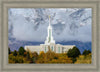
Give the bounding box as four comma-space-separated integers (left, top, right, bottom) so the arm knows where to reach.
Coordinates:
25, 16, 75, 54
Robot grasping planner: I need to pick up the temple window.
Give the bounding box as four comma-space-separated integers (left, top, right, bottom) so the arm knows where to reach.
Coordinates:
51, 46, 53, 51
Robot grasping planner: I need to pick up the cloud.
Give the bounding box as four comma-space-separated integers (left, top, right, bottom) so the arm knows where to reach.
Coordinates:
8, 8, 92, 42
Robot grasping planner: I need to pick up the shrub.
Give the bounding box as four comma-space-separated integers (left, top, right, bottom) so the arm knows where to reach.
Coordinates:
31, 57, 37, 63
36, 51, 46, 63
24, 52, 27, 57
46, 50, 55, 60
32, 51, 38, 57
18, 58, 24, 63
75, 53, 91, 64
26, 51, 30, 60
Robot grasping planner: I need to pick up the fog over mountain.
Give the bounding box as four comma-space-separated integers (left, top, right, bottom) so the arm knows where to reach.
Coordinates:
8, 8, 92, 53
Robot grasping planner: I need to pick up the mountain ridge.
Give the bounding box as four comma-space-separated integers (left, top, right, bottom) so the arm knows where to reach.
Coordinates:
8, 40, 91, 54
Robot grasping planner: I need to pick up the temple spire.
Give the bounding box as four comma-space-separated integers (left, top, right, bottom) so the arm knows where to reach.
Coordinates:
49, 15, 51, 26
45, 15, 55, 45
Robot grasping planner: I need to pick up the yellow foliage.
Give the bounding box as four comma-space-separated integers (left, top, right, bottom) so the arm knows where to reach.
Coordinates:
40, 51, 45, 55
29, 52, 33, 59
75, 53, 91, 64
36, 51, 73, 64
9, 59, 15, 63
8, 50, 91, 64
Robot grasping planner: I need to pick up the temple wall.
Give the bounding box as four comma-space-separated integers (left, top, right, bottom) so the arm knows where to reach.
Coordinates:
62, 45, 75, 53
24, 45, 43, 54
24, 44, 75, 54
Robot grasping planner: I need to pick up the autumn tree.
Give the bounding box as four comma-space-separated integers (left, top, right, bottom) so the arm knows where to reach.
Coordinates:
26, 51, 30, 60
36, 51, 45, 63
23, 52, 27, 57
32, 51, 38, 57
46, 50, 55, 60
75, 53, 91, 64
31, 52, 38, 63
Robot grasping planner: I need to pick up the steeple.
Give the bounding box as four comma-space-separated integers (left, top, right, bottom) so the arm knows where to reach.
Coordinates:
45, 15, 55, 45
49, 15, 51, 26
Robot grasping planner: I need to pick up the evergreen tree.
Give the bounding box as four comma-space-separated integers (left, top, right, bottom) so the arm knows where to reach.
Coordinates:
83, 50, 91, 56
67, 46, 81, 58
13, 50, 17, 56
18, 47, 25, 56
8, 48, 11, 54
67, 46, 81, 63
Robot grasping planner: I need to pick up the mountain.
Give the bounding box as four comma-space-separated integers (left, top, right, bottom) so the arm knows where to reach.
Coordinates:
57, 41, 91, 54
8, 40, 91, 54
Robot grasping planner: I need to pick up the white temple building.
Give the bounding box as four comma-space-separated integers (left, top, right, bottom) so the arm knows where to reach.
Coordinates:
25, 16, 75, 54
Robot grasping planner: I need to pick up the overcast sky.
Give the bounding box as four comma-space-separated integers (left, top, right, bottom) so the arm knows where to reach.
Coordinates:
8, 8, 92, 43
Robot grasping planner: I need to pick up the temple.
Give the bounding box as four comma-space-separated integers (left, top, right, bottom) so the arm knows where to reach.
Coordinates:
25, 16, 75, 54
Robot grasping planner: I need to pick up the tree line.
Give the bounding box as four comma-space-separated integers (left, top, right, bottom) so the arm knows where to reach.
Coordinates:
8, 46, 91, 64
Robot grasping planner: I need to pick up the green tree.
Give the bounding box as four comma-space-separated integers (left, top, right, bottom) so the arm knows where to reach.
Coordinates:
8, 48, 11, 54
67, 46, 81, 63
13, 50, 17, 56
83, 50, 91, 56
18, 47, 25, 56
67, 46, 81, 58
